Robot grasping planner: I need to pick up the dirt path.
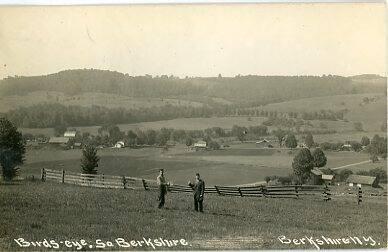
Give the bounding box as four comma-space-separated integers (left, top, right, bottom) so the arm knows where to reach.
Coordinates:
236, 160, 372, 186
329, 160, 371, 171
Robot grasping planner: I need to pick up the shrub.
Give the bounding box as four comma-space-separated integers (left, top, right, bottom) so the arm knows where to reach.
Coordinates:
361, 136, 370, 146
369, 167, 387, 183
337, 169, 353, 182
354, 122, 364, 132
278, 176, 292, 185
350, 141, 363, 152
208, 141, 221, 150
370, 154, 379, 163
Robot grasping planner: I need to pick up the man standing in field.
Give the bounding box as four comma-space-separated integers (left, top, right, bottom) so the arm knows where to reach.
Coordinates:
157, 169, 169, 209
188, 173, 205, 212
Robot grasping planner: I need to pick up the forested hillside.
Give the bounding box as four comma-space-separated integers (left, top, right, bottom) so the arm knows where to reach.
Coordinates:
0, 69, 385, 106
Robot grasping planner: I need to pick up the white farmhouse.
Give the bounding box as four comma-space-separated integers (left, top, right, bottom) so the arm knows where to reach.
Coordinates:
114, 141, 125, 148
194, 140, 207, 148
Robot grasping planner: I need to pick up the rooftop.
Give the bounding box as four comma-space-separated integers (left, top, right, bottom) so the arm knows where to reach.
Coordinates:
346, 175, 377, 185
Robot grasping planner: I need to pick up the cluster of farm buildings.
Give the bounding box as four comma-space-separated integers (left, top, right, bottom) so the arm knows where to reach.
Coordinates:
27, 132, 381, 188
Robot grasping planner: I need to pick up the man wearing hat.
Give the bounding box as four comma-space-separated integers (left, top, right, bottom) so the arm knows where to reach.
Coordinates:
188, 173, 205, 212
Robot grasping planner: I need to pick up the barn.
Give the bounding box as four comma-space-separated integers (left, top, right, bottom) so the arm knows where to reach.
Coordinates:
64, 130, 77, 138
322, 174, 335, 185
48, 137, 70, 147
114, 141, 125, 148
194, 140, 207, 148
310, 168, 324, 185
346, 175, 379, 188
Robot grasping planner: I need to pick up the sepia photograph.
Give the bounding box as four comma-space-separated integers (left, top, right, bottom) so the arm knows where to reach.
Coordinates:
0, 1, 387, 250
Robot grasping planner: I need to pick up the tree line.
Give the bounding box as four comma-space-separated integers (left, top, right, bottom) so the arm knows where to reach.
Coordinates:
44, 124, 269, 148
1, 69, 385, 105
4, 102, 348, 129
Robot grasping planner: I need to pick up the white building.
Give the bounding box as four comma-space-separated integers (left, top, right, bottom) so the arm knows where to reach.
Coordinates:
194, 140, 207, 148
64, 130, 77, 138
114, 141, 125, 148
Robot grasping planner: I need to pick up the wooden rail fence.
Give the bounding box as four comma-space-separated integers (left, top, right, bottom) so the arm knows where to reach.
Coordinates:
42, 168, 331, 200
42, 168, 157, 190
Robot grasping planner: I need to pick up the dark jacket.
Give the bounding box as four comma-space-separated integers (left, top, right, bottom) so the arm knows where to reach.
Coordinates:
189, 179, 205, 200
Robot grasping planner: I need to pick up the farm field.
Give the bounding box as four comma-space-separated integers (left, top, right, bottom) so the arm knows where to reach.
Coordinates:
0, 181, 386, 250
311, 131, 386, 143
20, 145, 386, 186
19, 116, 380, 138
19, 116, 268, 136
0, 91, 204, 113
259, 93, 386, 132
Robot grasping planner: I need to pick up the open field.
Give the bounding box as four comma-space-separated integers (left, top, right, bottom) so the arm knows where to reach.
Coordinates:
0, 91, 204, 113
0, 181, 386, 250
312, 131, 386, 143
259, 93, 386, 132
20, 116, 381, 138
20, 145, 386, 186
20, 116, 268, 136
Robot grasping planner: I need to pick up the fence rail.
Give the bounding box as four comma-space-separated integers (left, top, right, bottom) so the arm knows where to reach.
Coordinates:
41, 168, 387, 202
42, 168, 331, 200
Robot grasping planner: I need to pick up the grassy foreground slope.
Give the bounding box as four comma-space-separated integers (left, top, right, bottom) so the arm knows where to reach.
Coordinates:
0, 181, 386, 250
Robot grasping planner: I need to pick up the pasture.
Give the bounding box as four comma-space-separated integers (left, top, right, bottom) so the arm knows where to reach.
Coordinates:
260, 93, 386, 132
20, 145, 386, 186
0, 91, 204, 113
0, 181, 386, 250
20, 116, 268, 136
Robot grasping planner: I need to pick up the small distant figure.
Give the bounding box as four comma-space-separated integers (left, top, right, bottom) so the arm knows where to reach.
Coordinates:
157, 169, 169, 209
188, 173, 205, 212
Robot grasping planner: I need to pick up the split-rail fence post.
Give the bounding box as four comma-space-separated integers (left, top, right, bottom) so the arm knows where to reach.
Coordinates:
357, 186, 362, 205
142, 179, 149, 190
41, 168, 46, 182
295, 185, 299, 199
122, 176, 127, 189
215, 185, 221, 195
61, 170, 65, 183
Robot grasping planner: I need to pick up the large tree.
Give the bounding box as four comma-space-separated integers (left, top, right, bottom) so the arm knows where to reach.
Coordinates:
0, 118, 25, 181
312, 148, 327, 168
361, 136, 370, 147
81, 145, 100, 174
305, 132, 315, 148
232, 125, 247, 142
285, 133, 298, 149
273, 129, 286, 147
292, 148, 314, 183
368, 134, 387, 157
126, 130, 137, 147
185, 137, 194, 147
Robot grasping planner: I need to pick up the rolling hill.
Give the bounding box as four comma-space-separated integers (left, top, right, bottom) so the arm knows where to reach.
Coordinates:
258, 93, 387, 132
0, 69, 386, 112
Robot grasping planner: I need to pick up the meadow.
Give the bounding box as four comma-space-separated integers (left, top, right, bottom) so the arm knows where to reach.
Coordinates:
0, 91, 204, 113
260, 93, 386, 132
20, 116, 268, 136
20, 144, 386, 186
0, 181, 386, 250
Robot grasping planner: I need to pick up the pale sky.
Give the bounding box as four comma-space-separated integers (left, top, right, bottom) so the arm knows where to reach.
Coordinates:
0, 3, 386, 78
